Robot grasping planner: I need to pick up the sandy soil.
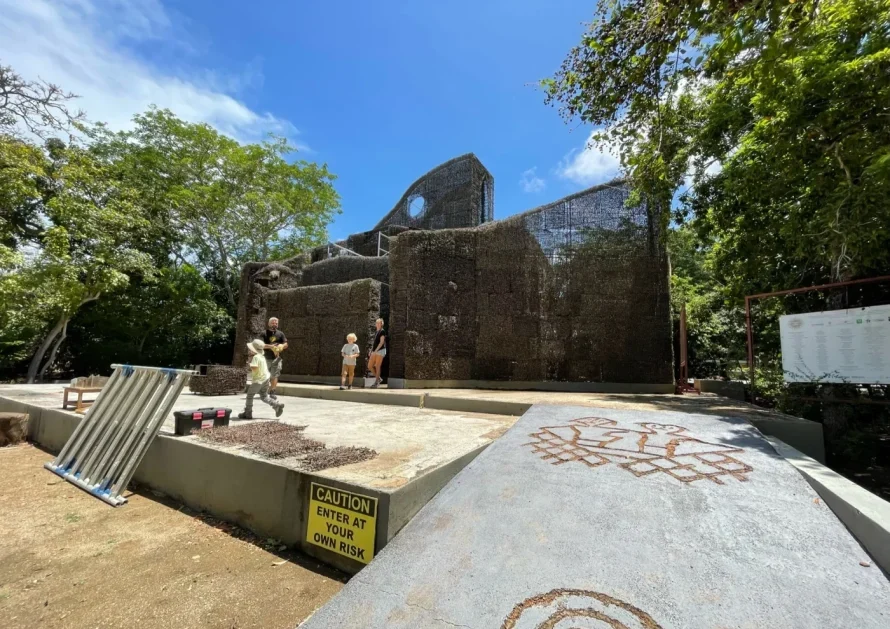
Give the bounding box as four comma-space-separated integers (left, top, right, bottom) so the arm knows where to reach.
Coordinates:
0, 444, 344, 629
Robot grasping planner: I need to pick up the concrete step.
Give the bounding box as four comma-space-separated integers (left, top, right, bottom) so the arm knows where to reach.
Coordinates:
275, 384, 532, 416
299, 404, 890, 629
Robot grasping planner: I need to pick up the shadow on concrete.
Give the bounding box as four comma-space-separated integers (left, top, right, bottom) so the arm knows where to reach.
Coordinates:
590, 393, 790, 421
709, 425, 786, 460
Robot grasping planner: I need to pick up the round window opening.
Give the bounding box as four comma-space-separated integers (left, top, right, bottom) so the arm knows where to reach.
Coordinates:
408, 195, 425, 217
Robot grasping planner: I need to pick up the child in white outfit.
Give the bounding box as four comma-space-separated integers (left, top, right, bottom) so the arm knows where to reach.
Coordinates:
340, 333, 360, 390
239, 338, 284, 419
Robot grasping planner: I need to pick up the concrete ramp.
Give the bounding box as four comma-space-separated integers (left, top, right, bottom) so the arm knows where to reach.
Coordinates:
299, 404, 890, 628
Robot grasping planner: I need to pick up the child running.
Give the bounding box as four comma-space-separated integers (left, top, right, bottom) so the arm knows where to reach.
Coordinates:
340, 333, 360, 390
239, 338, 284, 419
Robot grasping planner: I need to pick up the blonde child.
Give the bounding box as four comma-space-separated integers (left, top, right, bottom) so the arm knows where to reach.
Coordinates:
239, 338, 284, 419
340, 333, 360, 390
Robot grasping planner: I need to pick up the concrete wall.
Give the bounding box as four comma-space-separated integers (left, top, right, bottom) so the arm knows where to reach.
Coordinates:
768, 437, 890, 574
264, 279, 386, 378
751, 415, 826, 463
301, 256, 389, 287
373, 153, 493, 232
388, 199, 674, 385
389, 229, 479, 380
233, 256, 390, 380
236, 166, 673, 387
695, 379, 746, 401
0, 395, 480, 576
474, 221, 549, 381
233, 255, 309, 367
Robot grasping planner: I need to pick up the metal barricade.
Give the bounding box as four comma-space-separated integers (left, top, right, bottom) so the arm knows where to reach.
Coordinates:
45, 364, 195, 506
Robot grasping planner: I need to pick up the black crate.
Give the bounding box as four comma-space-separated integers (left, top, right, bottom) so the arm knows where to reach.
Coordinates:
173, 408, 231, 436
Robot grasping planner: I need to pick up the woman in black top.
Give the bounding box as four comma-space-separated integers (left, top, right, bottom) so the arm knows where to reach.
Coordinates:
368, 318, 386, 388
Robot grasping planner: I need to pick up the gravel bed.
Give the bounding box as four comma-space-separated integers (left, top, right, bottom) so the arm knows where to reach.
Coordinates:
196, 422, 377, 471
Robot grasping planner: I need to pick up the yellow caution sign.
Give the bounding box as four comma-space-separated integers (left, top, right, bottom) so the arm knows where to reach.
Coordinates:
306, 482, 377, 563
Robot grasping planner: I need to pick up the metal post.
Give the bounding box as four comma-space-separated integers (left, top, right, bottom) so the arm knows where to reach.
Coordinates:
109, 364, 195, 374
60, 367, 140, 473
743, 274, 890, 385
103, 375, 167, 488
53, 368, 123, 469
47, 364, 196, 506
679, 304, 688, 384
111, 372, 189, 498
67, 368, 142, 477
78, 370, 155, 483
745, 296, 754, 383
84, 371, 164, 488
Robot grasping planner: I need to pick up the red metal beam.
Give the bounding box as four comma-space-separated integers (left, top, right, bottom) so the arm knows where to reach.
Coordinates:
747, 275, 890, 300
745, 275, 890, 381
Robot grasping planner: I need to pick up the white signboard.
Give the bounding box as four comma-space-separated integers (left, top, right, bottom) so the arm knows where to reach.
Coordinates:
779, 305, 890, 383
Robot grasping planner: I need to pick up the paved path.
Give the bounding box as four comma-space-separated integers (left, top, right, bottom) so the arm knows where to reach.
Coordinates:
300, 404, 890, 628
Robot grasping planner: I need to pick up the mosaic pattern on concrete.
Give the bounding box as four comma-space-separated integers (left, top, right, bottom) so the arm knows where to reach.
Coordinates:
501, 588, 664, 629
525, 417, 752, 484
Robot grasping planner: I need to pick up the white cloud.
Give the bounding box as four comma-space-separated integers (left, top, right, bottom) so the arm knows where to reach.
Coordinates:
556, 131, 622, 187
0, 0, 301, 145
519, 167, 546, 193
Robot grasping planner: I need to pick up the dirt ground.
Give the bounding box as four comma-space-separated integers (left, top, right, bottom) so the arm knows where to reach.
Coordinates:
0, 444, 344, 629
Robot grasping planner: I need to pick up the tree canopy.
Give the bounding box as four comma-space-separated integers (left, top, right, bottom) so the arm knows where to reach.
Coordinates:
87, 108, 339, 307
0, 66, 340, 381
544, 0, 890, 293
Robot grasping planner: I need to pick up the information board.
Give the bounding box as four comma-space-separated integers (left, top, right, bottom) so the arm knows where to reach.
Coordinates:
306, 482, 377, 564
779, 305, 890, 384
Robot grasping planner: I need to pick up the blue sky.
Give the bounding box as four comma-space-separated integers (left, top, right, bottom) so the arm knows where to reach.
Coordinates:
0, 0, 621, 242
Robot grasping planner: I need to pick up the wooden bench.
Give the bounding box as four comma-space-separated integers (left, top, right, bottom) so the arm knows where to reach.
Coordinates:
63, 376, 109, 413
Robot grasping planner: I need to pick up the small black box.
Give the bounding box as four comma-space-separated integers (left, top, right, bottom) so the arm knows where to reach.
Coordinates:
173, 408, 231, 436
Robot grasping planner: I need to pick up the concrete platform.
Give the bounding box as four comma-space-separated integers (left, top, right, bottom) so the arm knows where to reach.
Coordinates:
300, 404, 890, 628
0, 384, 514, 490
387, 377, 675, 393
0, 384, 516, 573
276, 383, 827, 463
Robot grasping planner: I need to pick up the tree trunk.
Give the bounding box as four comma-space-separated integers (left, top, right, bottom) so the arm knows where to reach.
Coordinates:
26, 294, 99, 384
137, 327, 155, 359
212, 234, 237, 309
26, 316, 67, 384
223, 273, 236, 309
37, 320, 68, 382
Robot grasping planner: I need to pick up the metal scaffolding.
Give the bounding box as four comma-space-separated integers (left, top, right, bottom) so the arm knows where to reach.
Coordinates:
45, 364, 194, 506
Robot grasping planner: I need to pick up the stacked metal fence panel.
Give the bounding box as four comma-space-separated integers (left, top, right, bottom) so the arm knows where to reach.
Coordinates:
45, 364, 194, 506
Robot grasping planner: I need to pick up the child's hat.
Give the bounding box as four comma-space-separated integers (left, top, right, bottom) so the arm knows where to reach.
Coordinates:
247, 338, 265, 353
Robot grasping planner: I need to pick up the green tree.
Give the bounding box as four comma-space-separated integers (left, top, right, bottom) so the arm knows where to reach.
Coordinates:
544, 0, 890, 292
545, 0, 890, 455
0, 135, 47, 270
689, 0, 890, 291
1, 64, 341, 381
668, 224, 746, 378
13, 145, 154, 382
88, 108, 340, 308
63, 265, 232, 374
